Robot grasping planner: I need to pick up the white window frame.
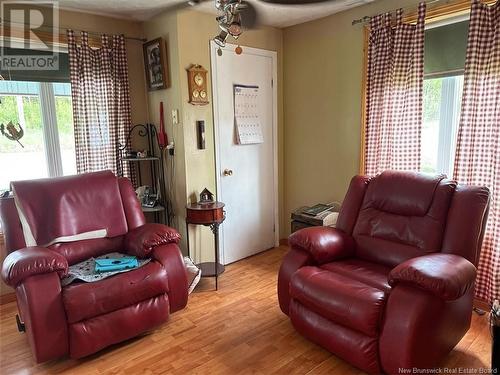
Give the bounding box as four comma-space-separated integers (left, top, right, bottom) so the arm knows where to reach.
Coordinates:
39, 82, 64, 177
435, 75, 464, 177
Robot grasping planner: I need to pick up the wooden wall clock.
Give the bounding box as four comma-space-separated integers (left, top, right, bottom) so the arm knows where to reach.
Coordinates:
187, 64, 209, 106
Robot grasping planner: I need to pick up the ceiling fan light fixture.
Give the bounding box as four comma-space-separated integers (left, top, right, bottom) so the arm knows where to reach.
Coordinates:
214, 30, 229, 48
218, 21, 229, 34
215, 0, 225, 11
213, 0, 248, 47
228, 14, 242, 36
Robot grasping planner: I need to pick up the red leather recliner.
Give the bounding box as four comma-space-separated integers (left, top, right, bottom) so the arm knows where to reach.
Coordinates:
0, 171, 188, 363
278, 171, 490, 374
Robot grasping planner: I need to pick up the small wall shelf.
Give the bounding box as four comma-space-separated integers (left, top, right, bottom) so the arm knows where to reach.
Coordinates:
142, 205, 166, 213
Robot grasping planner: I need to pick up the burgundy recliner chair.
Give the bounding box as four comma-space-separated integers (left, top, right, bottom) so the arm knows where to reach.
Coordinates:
278, 171, 490, 374
0, 171, 188, 363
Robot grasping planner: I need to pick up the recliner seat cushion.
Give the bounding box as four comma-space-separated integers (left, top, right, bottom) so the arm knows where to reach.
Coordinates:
290, 266, 386, 337
320, 258, 392, 293
63, 261, 168, 323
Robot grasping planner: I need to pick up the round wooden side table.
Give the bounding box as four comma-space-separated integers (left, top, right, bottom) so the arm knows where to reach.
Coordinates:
185, 201, 225, 290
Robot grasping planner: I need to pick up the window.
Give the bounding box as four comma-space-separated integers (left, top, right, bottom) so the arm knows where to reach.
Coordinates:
0, 80, 76, 191
421, 75, 464, 176
421, 19, 468, 176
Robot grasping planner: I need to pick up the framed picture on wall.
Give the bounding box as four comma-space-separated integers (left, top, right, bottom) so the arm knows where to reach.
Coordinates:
143, 37, 169, 91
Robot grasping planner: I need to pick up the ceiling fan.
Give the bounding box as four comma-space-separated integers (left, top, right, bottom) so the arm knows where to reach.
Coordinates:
174, 0, 334, 47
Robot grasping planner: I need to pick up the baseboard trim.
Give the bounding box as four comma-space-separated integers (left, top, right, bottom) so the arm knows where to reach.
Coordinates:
279, 239, 288, 246
0, 292, 16, 305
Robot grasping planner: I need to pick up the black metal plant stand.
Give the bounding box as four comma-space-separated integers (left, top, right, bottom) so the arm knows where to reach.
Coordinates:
118, 123, 171, 225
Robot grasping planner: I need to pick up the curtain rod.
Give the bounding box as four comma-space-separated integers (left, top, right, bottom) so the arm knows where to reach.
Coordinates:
351, 0, 443, 26
0, 19, 147, 42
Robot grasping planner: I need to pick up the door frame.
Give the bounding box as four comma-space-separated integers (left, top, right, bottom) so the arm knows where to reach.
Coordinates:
210, 41, 279, 264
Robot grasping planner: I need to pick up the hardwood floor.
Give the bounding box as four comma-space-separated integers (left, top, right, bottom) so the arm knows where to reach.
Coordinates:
0, 246, 492, 374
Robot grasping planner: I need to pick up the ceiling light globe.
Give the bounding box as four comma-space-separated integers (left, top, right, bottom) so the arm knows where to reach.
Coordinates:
228, 23, 242, 36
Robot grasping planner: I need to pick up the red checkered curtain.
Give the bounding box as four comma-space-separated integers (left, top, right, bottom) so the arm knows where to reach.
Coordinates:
364, 3, 426, 175
67, 30, 132, 179
453, 0, 500, 304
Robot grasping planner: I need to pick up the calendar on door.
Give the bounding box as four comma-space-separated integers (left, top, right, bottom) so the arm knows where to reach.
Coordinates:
234, 85, 264, 144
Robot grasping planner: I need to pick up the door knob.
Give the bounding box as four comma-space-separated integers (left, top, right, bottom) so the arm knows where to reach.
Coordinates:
223, 169, 233, 176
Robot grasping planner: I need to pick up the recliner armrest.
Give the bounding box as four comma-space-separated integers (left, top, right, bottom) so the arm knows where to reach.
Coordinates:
388, 253, 476, 301
1, 247, 68, 287
151, 243, 188, 313
288, 227, 355, 264
125, 223, 181, 258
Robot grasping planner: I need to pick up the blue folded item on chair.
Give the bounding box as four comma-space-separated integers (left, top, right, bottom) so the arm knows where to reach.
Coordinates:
95, 256, 139, 273
61, 252, 151, 286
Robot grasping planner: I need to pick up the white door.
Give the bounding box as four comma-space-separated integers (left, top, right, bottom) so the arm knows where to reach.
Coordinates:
211, 42, 278, 265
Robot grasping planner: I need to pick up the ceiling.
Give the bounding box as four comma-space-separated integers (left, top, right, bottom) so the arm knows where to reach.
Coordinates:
57, 0, 375, 28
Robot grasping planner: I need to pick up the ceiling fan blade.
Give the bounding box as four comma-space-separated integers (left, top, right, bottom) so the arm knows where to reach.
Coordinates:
160, 0, 210, 13
240, 1, 259, 29
258, 0, 332, 4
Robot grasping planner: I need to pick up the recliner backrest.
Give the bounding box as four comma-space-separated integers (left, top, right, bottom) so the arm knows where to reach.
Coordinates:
336, 171, 489, 267
12, 171, 129, 246
0, 172, 145, 265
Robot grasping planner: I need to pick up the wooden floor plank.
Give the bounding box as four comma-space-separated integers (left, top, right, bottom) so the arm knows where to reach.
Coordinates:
0, 246, 492, 374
